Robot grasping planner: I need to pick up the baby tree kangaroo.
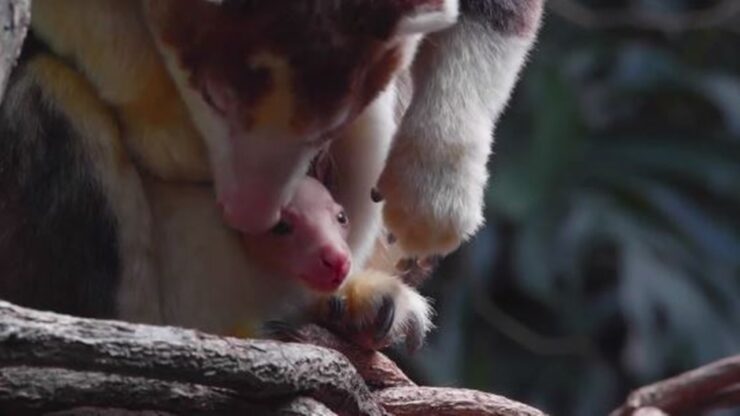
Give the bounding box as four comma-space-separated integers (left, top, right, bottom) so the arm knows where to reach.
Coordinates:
242, 176, 430, 350
242, 177, 353, 294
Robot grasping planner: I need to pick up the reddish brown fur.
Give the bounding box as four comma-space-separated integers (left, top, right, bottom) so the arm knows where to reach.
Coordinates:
155, 0, 419, 138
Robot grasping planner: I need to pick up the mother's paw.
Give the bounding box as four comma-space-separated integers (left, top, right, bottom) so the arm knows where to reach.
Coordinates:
377, 139, 486, 257
316, 270, 433, 352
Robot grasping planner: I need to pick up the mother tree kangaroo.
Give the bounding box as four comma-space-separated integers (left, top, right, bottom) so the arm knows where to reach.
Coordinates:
0, 0, 542, 349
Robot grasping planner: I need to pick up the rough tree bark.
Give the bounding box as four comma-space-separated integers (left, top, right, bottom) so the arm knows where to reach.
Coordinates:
0, 0, 29, 103
611, 355, 740, 416
0, 301, 382, 416
0, 300, 548, 415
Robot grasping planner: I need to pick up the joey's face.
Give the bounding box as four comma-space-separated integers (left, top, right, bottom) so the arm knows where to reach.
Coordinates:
143, 0, 458, 234
242, 177, 352, 293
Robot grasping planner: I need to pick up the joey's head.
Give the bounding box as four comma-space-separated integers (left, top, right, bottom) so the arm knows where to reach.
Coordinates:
142, 0, 458, 234
242, 177, 351, 293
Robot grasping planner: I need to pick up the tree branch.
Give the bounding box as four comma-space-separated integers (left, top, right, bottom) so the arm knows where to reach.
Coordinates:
0, 300, 549, 415
0, 300, 382, 416
611, 355, 740, 415
0, 0, 30, 102
276, 324, 415, 390
0, 367, 276, 416
282, 326, 548, 416
0, 366, 336, 416
376, 386, 545, 416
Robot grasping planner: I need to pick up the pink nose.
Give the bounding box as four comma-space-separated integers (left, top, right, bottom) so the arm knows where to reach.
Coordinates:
320, 246, 351, 282
217, 188, 282, 235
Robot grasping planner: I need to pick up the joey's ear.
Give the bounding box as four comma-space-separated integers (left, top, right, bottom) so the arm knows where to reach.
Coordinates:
396, 0, 459, 35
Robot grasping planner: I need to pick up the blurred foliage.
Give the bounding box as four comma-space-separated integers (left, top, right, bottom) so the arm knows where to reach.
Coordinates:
412, 1, 740, 414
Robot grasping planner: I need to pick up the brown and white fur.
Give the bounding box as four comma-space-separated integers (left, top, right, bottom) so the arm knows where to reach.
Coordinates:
0, 0, 542, 346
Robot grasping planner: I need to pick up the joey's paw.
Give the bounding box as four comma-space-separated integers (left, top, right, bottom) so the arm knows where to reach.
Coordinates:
377, 141, 486, 256
315, 270, 433, 352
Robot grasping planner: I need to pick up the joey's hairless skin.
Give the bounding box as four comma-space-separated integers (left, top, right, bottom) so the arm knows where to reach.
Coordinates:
241, 177, 351, 293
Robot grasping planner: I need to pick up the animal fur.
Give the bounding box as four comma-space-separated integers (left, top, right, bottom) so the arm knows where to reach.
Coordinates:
0, 0, 542, 346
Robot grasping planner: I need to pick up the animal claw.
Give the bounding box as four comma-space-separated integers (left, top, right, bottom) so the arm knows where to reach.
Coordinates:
373, 296, 396, 343
328, 296, 346, 322
370, 187, 384, 203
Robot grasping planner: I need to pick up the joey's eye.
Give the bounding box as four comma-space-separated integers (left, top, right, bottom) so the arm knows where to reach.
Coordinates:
271, 220, 294, 236
336, 211, 349, 226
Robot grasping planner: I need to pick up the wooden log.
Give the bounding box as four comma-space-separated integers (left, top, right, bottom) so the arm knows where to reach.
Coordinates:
273, 324, 415, 390
0, 300, 383, 416
375, 386, 547, 416
0, 367, 269, 416
0, 0, 30, 102
0, 367, 336, 416
611, 355, 740, 415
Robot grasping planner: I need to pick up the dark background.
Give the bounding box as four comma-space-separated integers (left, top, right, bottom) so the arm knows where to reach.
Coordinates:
409, 1, 740, 414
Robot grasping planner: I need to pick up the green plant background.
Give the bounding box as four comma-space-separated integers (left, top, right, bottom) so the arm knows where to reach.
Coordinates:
407, 1, 740, 414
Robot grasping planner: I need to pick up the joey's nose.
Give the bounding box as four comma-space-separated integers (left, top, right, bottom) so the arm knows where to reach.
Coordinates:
320, 246, 351, 282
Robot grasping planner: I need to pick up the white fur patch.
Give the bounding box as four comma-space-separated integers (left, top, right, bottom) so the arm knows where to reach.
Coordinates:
330, 86, 398, 270
143, 180, 303, 334
391, 283, 434, 342
382, 17, 537, 255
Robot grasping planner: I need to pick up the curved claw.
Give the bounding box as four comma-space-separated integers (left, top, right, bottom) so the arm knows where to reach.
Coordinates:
315, 270, 433, 352
373, 296, 396, 343
404, 314, 425, 353
328, 296, 346, 323
370, 187, 384, 203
